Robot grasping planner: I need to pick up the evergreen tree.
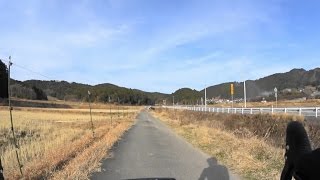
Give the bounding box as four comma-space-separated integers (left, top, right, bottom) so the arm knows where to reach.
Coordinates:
0, 60, 8, 98
32, 86, 48, 100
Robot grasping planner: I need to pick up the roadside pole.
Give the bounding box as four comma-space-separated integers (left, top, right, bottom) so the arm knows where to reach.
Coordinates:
88, 91, 95, 138
204, 85, 207, 111
118, 106, 120, 119
8, 56, 23, 176
110, 105, 112, 124
230, 83, 234, 109
244, 81, 247, 108
173, 96, 175, 106
274, 87, 278, 108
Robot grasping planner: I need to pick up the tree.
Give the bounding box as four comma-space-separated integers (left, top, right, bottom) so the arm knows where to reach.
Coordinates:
0, 60, 8, 99
32, 86, 48, 100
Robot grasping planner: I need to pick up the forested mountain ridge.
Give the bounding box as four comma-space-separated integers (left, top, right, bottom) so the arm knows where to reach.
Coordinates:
1, 60, 319, 105
16, 80, 168, 105
203, 68, 320, 100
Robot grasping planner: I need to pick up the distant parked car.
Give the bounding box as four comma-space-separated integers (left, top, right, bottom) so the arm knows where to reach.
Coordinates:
147, 106, 155, 110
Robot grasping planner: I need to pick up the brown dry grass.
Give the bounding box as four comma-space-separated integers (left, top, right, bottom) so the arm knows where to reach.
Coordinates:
0, 106, 139, 179
0, 98, 144, 110
151, 108, 320, 180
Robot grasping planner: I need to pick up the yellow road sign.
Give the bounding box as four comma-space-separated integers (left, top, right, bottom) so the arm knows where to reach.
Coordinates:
230, 84, 234, 95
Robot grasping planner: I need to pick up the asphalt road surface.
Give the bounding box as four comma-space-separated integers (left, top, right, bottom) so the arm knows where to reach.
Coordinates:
91, 110, 239, 180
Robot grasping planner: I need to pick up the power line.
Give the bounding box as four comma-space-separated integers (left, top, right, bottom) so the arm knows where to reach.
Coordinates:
1, 57, 98, 85
0, 58, 53, 80
13, 63, 53, 80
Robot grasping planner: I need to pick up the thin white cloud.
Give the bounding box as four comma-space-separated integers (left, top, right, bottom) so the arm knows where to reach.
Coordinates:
2, 0, 313, 93
63, 24, 130, 47
128, 1, 282, 67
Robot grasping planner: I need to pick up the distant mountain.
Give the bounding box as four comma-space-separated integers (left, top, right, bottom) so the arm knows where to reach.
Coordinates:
2, 54, 319, 105
12, 80, 168, 105
202, 68, 320, 101
171, 88, 202, 105
10, 67, 320, 104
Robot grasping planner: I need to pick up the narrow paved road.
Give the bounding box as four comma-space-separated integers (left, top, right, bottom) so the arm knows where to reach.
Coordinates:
91, 110, 238, 180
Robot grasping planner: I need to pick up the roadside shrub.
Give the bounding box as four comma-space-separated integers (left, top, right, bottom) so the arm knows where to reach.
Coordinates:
156, 108, 320, 149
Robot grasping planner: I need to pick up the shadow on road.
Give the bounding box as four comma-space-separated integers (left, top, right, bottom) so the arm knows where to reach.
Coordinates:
199, 158, 229, 180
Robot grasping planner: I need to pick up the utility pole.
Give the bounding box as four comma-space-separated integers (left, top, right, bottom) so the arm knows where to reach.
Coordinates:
110, 105, 112, 124
244, 80, 247, 108
274, 87, 278, 108
8, 56, 23, 175
88, 91, 95, 138
204, 85, 207, 110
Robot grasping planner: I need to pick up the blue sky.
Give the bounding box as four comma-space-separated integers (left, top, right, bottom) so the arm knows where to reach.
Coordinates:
0, 0, 319, 93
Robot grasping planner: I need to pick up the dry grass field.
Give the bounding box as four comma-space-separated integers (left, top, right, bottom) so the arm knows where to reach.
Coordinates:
0, 98, 143, 110
152, 108, 320, 180
0, 106, 141, 179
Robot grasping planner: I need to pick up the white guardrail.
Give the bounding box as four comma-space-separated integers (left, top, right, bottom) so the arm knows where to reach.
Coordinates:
163, 106, 320, 118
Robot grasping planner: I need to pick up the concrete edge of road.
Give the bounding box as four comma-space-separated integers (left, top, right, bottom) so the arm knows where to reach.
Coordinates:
147, 110, 241, 180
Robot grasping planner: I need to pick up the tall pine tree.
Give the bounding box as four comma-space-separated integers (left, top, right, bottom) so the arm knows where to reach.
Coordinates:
0, 60, 8, 99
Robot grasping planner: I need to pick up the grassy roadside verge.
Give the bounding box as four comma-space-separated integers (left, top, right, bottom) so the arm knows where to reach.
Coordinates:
151, 109, 311, 180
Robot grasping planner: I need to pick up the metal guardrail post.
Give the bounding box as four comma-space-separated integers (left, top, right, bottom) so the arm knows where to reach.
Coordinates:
260, 108, 262, 114
316, 107, 318, 118
299, 108, 302, 116
284, 108, 287, 113
228, 108, 230, 113
272, 106, 274, 114
250, 108, 253, 114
